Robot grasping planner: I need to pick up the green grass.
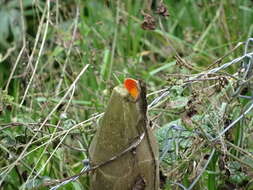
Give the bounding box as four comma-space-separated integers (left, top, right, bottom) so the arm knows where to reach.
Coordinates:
1, 0, 253, 189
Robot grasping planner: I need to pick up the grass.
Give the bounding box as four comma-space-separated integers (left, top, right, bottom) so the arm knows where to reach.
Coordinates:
1, 0, 253, 189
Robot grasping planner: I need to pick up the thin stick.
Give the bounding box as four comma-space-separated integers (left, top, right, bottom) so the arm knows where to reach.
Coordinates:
55, 7, 80, 95
5, 0, 27, 91
5, 46, 25, 91
19, 0, 50, 106
186, 149, 216, 190
211, 101, 253, 142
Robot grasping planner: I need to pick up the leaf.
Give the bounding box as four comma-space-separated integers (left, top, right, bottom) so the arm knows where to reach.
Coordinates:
9, 9, 24, 45
100, 49, 111, 81
0, 9, 10, 48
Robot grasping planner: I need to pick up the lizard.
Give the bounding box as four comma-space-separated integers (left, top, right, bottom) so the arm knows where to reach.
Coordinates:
124, 78, 158, 190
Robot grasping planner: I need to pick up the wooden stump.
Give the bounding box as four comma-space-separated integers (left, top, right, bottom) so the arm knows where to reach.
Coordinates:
89, 85, 159, 190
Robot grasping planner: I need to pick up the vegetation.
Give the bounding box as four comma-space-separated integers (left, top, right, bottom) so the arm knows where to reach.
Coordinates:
1, 0, 253, 189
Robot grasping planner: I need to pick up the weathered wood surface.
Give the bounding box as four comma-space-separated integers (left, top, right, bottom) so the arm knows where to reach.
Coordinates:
89, 85, 159, 190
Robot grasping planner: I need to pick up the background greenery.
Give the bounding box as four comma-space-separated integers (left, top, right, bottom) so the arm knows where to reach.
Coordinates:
1, 0, 253, 189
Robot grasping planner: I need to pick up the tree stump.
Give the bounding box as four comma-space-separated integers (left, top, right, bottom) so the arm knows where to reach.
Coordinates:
89, 85, 159, 190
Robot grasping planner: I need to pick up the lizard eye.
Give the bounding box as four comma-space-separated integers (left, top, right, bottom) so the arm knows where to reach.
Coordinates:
124, 78, 140, 100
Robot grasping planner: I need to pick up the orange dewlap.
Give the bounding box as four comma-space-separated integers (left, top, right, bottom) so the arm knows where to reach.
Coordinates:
124, 78, 140, 100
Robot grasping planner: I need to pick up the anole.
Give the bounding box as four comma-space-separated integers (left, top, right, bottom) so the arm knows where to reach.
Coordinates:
124, 78, 158, 190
